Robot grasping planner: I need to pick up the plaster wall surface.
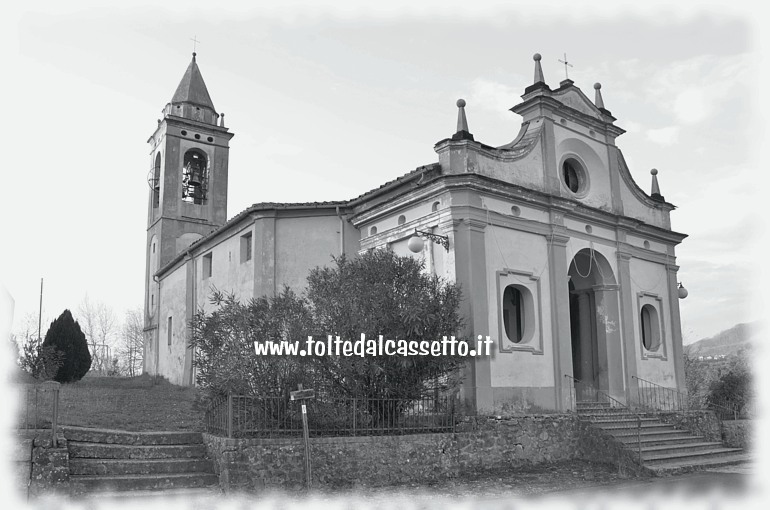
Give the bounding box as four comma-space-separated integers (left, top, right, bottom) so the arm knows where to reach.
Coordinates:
564, 218, 615, 243
274, 215, 344, 293
158, 265, 188, 385
480, 196, 549, 223
146, 235, 159, 319
364, 196, 446, 233
629, 257, 676, 387
473, 141, 546, 190
626, 233, 666, 253
194, 226, 255, 311
359, 201, 452, 279
483, 222, 556, 414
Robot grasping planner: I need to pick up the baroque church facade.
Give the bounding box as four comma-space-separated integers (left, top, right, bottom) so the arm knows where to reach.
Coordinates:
144, 52, 687, 413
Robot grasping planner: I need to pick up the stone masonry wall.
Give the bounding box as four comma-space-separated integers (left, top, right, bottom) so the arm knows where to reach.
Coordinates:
204, 414, 632, 493
28, 433, 69, 498
576, 421, 651, 476
656, 410, 721, 442
721, 420, 752, 449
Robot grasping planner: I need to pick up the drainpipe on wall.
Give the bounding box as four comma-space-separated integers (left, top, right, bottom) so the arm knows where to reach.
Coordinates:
185, 248, 196, 387
336, 206, 345, 256
153, 275, 160, 376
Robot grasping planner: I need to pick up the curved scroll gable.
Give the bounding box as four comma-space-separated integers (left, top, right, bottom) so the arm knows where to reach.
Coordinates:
617, 150, 675, 210
490, 120, 543, 161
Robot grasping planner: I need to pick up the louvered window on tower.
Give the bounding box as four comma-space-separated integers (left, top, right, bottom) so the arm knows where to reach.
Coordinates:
182, 149, 209, 204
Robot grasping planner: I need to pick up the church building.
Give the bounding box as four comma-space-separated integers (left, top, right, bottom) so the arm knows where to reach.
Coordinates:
144, 52, 688, 413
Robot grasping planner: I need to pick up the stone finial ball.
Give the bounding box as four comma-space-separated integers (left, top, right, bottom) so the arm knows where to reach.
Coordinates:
533, 53, 542, 61
651, 168, 658, 175
456, 99, 466, 108
594, 82, 602, 90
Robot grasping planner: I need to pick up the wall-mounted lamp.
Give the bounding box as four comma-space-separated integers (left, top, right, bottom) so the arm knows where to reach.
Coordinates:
677, 282, 688, 299
407, 229, 449, 253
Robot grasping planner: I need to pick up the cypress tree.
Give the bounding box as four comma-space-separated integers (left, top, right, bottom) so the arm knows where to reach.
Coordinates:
42, 309, 92, 383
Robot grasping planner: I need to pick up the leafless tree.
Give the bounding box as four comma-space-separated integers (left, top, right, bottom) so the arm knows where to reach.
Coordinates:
118, 308, 144, 376
76, 296, 118, 374
13, 312, 62, 381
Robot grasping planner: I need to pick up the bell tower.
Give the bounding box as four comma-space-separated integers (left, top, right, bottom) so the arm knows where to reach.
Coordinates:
143, 52, 234, 362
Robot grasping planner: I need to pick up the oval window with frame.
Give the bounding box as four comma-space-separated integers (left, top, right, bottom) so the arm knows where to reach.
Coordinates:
640, 304, 661, 351
503, 285, 525, 343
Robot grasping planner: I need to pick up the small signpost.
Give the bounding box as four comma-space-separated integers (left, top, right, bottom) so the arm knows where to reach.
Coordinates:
290, 384, 315, 489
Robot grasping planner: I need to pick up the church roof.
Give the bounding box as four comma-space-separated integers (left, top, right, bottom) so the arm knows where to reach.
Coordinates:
171, 53, 216, 111
348, 163, 441, 205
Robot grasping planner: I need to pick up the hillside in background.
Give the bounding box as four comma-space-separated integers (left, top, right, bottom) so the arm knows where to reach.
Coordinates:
684, 322, 759, 358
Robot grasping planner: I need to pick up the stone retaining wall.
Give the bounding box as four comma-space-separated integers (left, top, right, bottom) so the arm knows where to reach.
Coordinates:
656, 410, 721, 442
27, 433, 69, 497
721, 420, 751, 449
204, 414, 631, 493
576, 421, 650, 476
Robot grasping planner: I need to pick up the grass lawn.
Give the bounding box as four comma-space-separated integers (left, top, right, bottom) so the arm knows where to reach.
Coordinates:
19, 374, 204, 432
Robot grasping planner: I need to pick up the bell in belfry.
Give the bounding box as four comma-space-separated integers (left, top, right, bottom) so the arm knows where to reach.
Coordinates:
189, 167, 202, 186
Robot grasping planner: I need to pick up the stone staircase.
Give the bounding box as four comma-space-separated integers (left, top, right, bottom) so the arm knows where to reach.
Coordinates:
63, 426, 219, 495
577, 402, 750, 475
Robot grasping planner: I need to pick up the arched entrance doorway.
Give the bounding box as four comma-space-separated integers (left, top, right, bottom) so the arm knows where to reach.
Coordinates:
567, 248, 624, 402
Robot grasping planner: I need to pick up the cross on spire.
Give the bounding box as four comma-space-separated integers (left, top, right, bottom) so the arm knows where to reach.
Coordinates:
558, 53, 573, 80
190, 35, 200, 54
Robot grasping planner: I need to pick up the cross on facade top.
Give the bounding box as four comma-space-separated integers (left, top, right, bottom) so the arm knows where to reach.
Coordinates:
190, 35, 200, 53
558, 53, 573, 80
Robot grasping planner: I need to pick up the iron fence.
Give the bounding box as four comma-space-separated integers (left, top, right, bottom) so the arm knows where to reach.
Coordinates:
632, 376, 740, 420
205, 394, 458, 438
16, 382, 60, 447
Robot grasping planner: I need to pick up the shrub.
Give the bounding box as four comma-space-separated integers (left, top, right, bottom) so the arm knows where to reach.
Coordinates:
42, 309, 92, 383
306, 249, 465, 400
18, 335, 65, 381
706, 370, 751, 415
191, 250, 466, 406
190, 287, 317, 403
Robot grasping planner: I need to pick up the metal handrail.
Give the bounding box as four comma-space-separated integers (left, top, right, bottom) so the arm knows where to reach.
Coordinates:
565, 374, 643, 465
632, 375, 738, 420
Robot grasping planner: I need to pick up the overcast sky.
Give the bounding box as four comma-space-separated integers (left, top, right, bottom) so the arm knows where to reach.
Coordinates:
1, 0, 766, 345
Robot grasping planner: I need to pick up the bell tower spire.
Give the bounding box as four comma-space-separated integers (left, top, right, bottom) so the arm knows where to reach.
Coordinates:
144, 53, 234, 333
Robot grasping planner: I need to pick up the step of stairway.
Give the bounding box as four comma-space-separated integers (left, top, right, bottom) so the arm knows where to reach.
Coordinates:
69, 442, 207, 460
70, 457, 214, 476
70, 472, 219, 495
640, 441, 725, 458
591, 421, 674, 431
642, 447, 744, 464
577, 410, 639, 418
586, 416, 660, 424
63, 426, 202, 446
79, 487, 220, 499
609, 427, 684, 438
576, 404, 612, 410
645, 452, 752, 475
616, 433, 704, 447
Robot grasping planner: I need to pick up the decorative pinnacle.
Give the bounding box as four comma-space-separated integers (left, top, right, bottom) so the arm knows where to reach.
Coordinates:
533, 53, 545, 83
192, 52, 197, 62
594, 82, 605, 109
650, 168, 661, 197
456, 98, 469, 133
